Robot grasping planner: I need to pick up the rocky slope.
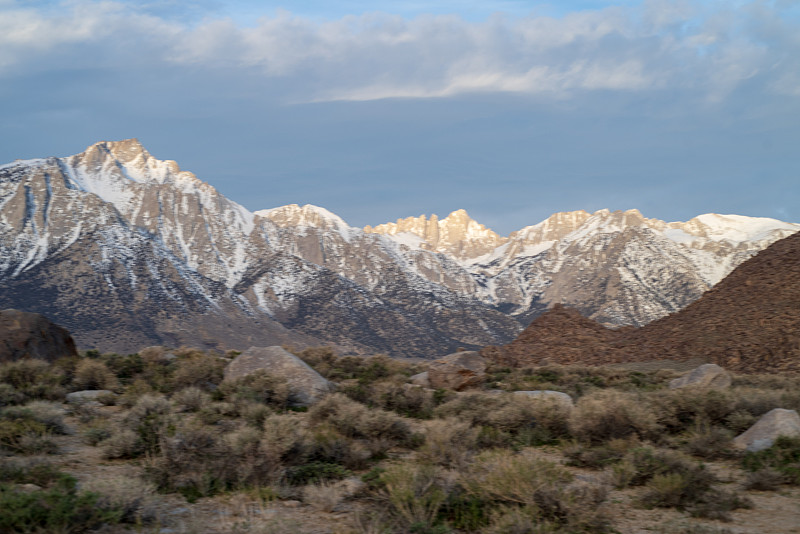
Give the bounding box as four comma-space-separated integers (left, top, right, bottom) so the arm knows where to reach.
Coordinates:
485, 231, 800, 373
0, 139, 796, 357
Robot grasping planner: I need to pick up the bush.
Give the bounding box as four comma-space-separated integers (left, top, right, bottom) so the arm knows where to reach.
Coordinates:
0, 474, 122, 533
217, 370, 290, 409
123, 394, 173, 455
563, 438, 632, 469
173, 387, 212, 412
309, 394, 417, 451
379, 463, 449, 532
81, 475, 158, 523
742, 435, 800, 485
73, 358, 119, 391
0, 402, 67, 454
683, 425, 735, 459
461, 448, 611, 532
743, 468, 786, 491
417, 418, 479, 469
170, 353, 225, 392
569, 390, 661, 443
0, 360, 66, 402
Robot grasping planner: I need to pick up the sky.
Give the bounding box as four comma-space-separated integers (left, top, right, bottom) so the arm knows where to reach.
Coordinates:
1, 0, 798, 233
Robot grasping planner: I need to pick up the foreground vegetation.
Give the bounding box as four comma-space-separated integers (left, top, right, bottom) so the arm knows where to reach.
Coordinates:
1, 346, 800, 533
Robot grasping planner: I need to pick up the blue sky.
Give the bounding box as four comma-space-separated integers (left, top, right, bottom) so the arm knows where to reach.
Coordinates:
1, 0, 798, 233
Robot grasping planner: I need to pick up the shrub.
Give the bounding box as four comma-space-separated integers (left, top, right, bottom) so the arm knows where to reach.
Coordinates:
102, 429, 145, 459
123, 394, 173, 455
303, 481, 347, 512
461, 448, 611, 532
684, 425, 735, 459
742, 435, 800, 485
650, 389, 734, 434
569, 390, 661, 443
217, 370, 290, 409
72, 358, 119, 391
417, 418, 479, 469
286, 462, 352, 485
0, 359, 65, 402
0, 474, 122, 533
0, 402, 67, 454
81, 475, 158, 523
614, 447, 712, 489
173, 387, 212, 412
563, 438, 632, 469
379, 463, 448, 531
0, 458, 61, 487
309, 393, 416, 450
171, 353, 225, 391
743, 468, 786, 491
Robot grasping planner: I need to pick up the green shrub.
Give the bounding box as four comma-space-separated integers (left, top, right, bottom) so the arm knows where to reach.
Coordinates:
0, 458, 61, 486
742, 435, 800, 485
0, 474, 122, 533
285, 461, 352, 485
379, 463, 448, 532
683, 425, 735, 459
563, 438, 632, 469
170, 353, 224, 392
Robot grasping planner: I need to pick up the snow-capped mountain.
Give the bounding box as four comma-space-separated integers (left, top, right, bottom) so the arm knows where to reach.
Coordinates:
1, 139, 797, 355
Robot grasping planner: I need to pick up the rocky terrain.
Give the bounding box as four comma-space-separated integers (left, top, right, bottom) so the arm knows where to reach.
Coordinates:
486, 231, 800, 374
0, 139, 797, 357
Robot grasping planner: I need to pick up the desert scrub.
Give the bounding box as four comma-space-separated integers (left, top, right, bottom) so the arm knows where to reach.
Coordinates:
649, 388, 734, 434
742, 435, 800, 485
170, 352, 225, 392
682, 424, 735, 459
569, 390, 661, 443
435, 391, 570, 448
460, 448, 612, 532
309, 393, 419, 451
378, 463, 450, 532
503, 364, 672, 396
82, 475, 158, 524
217, 370, 290, 409
0, 359, 66, 403
0, 472, 123, 533
563, 437, 634, 469
0, 402, 67, 454
417, 418, 479, 469
72, 358, 119, 391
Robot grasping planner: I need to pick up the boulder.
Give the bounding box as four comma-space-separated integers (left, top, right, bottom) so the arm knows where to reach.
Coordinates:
409, 372, 431, 388
66, 390, 115, 405
512, 390, 574, 408
427, 351, 486, 391
668, 363, 731, 390
0, 309, 78, 363
224, 346, 334, 406
733, 408, 800, 452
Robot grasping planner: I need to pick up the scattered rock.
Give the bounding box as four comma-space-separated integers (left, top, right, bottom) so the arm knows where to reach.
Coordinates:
281, 500, 303, 508
427, 351, 486, 391
0, 309, 78, 363
733, 408, 800, 452
66, 390, 115, 405
668, 363, 731, 390
224, 346, 334, 406
409, 371, 430, 388
512, 390, 574, 408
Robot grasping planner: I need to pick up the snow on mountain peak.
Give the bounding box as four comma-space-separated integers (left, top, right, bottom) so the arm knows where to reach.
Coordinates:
256, 204, 358, 240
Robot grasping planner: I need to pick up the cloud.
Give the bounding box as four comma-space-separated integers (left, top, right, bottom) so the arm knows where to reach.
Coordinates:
0, 0, 798, 104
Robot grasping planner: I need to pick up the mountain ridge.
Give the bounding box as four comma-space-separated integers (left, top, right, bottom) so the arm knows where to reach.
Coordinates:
0, 139, 797, 356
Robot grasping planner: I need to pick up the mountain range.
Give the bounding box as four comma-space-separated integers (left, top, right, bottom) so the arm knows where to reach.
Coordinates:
1, 139, 797, 357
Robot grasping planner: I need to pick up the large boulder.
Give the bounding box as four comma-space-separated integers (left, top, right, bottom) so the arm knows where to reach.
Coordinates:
668, 363, 731, 390
427, 351, 486, 391
409, 372, 431, 388
0, 309, 78, 363
224, 346, 334, 406
512, 390, 574, 408
66, 390, 115, 405
733, 408, 800, 452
